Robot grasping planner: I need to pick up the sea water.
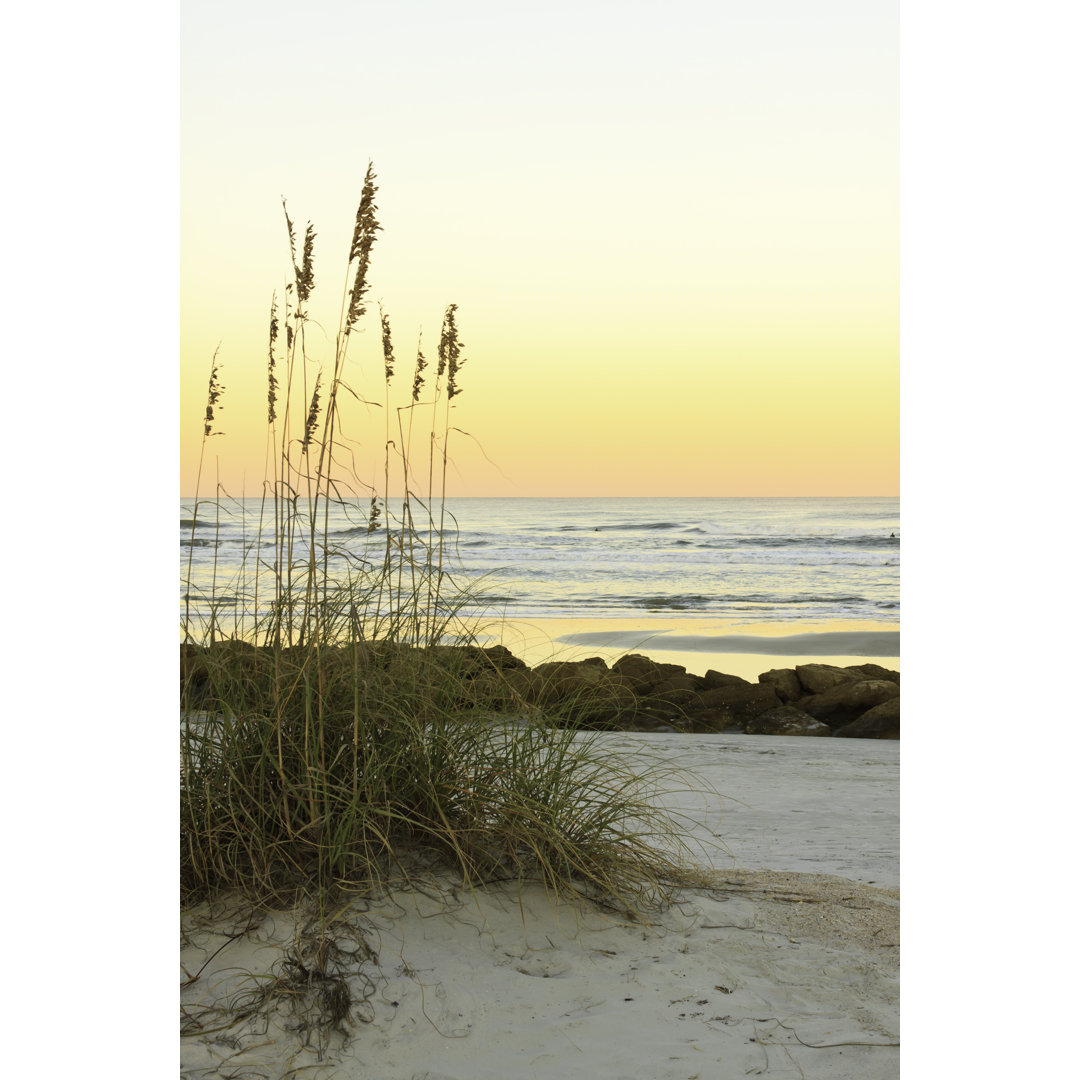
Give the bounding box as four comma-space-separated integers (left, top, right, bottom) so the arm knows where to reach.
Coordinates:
180, 496, 898, 647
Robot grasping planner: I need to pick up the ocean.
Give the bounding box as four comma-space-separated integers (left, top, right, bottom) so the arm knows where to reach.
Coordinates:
181, 496, 899, 675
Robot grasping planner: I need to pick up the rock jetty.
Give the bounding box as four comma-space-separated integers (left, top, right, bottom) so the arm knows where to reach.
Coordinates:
182, 642, 899, 739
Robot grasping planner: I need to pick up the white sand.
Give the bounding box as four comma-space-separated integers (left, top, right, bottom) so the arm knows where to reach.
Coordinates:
181, 734, 899, 1079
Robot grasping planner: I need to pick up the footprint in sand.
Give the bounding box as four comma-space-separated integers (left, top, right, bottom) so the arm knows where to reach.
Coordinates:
512, 953, 572, 978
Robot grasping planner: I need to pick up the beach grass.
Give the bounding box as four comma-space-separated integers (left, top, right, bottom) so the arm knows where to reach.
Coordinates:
180, 167, 703, 937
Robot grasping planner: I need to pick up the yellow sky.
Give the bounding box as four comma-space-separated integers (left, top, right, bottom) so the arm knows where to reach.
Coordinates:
181, 0, 897, 498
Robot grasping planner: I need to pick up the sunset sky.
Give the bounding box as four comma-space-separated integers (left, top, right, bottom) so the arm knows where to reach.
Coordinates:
181, 0, 897, 498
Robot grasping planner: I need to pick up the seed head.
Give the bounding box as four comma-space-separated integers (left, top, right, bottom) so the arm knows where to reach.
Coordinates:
345, 163, 382, 334
301, 373, 323, 452
267, 297, 279, 423
282, 200, 316, 305
204, 349, 224, 437
411, 333, 427, 402
439, 304, 466, 400
379, 305, 395, 382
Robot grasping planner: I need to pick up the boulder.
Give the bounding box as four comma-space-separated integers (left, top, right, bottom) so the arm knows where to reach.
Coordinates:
611, 653, 666, 692
845, 663, 900, 686
565, 676, 642, 727
531, 660, 607, 703
795, 664, 860, 695
650, 686, 705, 710
500, 668, 542, 702
745, 707, 832, 737
757, 668, 803, 703
684, 708, 743, 734
652, 674, 705, 695
481, 644, 530, 671
703, 669, 752, 689
618, 712, 679, 733
833, 697, 900, 739
462, 670, 521, 709
799, 679, 901, 727
635, 695, 695, 723
686, 684, 781, 729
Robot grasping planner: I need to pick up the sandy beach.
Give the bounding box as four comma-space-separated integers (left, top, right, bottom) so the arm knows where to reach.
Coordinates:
181, 733, 899, 1079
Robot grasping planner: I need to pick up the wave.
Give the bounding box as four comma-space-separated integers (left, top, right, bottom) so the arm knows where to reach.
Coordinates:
625, 592, 867, 607
331, 525, 388, 538
698, 534, 897, 549
629, 594, 717, 610
557, 521, 707, 533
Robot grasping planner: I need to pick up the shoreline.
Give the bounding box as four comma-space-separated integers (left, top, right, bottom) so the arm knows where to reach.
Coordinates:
476, 615, 900, 684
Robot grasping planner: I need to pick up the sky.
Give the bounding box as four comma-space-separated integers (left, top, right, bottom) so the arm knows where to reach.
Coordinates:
181, 0, 898, 498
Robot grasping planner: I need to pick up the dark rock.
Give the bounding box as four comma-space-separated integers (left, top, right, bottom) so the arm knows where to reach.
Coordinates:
703, 669, 752, 689
481, 644, 530, 671
501, 668, 540, 701
462, 670, 521, 709
577, 656, 610, 669
652, 675, 703, 695
688, 684, 781, 727
532, 660, 607, 703
684, 708, 744, 734
757, 668, 803, 703
611, 653, 665, 692
619, 712, 679, 732
799, 679, 901, 727
180, 643, 203, 681
745, 707, 832, 737
845, 663, 900, 685
650, 689, 705, 711
833, 698, 900, 739
635, 695, 694, 722
695, 686, 745, 710
795, 664, 860, 695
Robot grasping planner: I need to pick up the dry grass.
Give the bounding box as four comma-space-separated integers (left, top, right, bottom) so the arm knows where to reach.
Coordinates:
181, 166, 708, 1047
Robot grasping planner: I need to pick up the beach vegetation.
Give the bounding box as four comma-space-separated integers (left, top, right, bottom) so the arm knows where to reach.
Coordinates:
180, 168, 706, 1046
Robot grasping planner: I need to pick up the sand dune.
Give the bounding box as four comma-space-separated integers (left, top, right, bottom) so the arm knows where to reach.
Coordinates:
181, 733, 899, 1079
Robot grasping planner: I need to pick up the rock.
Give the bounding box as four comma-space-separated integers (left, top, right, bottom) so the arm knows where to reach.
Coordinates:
635, 695, 694, 723
577, 656, 610, 670
480, 644, 530, 671
462, 670, 521, 709
650, 686, 704, 710
178, 641, 901, 739
563, 676, 642, 727
180, 643, 203, 680
531, 660, 607, 703
757, 668, 803, 703
686, 685, 781, 729
795, 664, 860, 695
703, 669, 752, 689
845, 663, 900, 685
745, 707, 833, 737
652, 675, 704, 695
799, 679, 901, 727
611, 654, 665, 692
683, 708, 743, 733
619, 712, 679, 733
501, 668, 541, 702
833, 698, 900, 739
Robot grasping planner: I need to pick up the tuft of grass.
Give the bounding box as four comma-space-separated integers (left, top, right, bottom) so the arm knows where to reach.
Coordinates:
180, 167, 705, 1011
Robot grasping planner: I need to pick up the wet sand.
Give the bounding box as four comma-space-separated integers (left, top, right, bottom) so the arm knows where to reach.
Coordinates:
477, 615, 900, 683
